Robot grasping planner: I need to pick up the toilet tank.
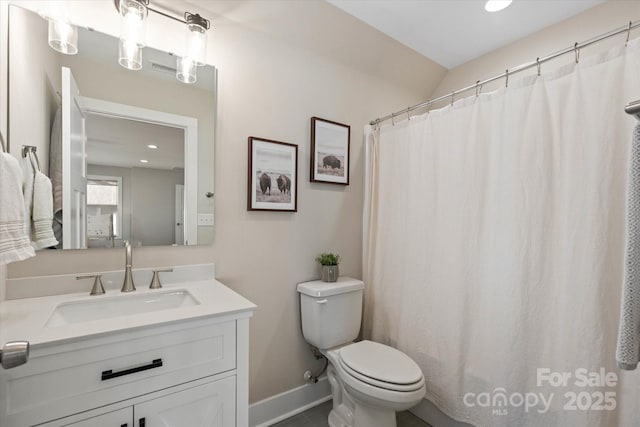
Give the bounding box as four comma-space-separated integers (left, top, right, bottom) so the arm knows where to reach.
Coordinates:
297, 277, 364, 350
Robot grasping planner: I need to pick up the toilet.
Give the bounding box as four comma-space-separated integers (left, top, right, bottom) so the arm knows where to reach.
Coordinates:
297, 277, 426, 427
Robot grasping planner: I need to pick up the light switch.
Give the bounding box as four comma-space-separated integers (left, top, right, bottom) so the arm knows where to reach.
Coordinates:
197, 213, 214, 226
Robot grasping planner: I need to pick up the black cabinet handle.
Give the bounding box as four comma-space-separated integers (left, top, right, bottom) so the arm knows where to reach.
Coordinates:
101, 359, 163, 381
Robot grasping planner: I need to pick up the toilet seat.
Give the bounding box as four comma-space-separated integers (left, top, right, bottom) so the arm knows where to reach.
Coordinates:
337, 341, 424, 392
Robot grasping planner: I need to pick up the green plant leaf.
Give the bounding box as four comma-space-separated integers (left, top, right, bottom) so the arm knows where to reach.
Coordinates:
315, 252, 340, 265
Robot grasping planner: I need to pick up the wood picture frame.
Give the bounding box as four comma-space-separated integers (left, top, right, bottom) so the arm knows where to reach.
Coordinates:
310, 117, 350, 185
247, 137, 298, 211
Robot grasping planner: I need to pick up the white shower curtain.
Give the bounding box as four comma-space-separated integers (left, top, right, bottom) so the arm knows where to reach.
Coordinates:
363, 39, 640, 427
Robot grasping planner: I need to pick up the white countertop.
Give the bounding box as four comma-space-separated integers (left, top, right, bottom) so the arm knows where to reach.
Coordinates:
0, 279, 256, 348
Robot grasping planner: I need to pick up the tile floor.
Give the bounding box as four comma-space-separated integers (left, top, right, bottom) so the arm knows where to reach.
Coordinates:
272, 400, 432, 427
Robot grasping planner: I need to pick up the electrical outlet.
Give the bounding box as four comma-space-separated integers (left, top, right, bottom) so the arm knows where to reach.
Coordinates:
197, 213, 214, 226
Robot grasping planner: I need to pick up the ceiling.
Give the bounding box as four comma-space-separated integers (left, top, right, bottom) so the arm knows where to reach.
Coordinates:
86, 115, 184, 170
328, 0, 605, 69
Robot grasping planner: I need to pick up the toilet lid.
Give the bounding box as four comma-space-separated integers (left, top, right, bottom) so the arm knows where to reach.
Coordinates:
339, 341, 423, 385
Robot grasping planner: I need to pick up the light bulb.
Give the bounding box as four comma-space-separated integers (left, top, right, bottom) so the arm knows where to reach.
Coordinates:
186, 24, 207, 66
48, 19, 78, 55
43, 1, 78, 55
119, 0, 147, 48
485, 0, 513, 12
119, 39, 142, 70
176, 57, 197, 84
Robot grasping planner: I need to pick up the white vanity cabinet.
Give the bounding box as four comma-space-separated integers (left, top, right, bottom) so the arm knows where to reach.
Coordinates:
0, 277, 255, 427
134, 375, 235, 426
63, 408, 133, 427
57, 375, 235, 427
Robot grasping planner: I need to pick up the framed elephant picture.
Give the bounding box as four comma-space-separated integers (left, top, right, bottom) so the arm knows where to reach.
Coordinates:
310, 117, 350, 185
248, 137, 298, 211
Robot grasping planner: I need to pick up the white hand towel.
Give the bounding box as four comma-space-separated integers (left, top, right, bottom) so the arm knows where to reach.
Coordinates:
32, 170, 58, 249
0, 152, 35, 264
617, 122, 640, 370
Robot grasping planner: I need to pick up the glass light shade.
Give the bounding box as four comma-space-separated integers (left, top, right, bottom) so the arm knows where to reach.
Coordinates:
186, 23, 207, 66
119, 0, 147, 48
176, 57, 197, 84
119, 39, 142, 70
48, 19, 78, 55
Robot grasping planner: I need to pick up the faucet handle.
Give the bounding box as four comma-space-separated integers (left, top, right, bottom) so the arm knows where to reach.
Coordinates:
76, 274, 106, 296
149, 268, 173, 289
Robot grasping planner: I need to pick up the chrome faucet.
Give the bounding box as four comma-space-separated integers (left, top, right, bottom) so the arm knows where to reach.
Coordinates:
121, 240, 136, 292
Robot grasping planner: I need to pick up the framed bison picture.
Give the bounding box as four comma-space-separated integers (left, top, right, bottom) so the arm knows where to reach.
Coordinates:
311, 117, 350, 185
248, 137, 298, 211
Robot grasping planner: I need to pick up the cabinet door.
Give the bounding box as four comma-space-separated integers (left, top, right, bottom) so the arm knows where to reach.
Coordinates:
63, 407, 132, 426
134, 377, 235, 427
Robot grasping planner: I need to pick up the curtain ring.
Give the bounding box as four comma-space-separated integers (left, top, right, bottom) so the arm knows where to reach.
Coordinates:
625, 21, 632, 47
574, 42, 580, 63
536, 57, 541, 77
391, 113, 395, 126
450, 92, 455, 106
475, 80, 481, 97
407, 108, 411, 121
505, 69, 509, 88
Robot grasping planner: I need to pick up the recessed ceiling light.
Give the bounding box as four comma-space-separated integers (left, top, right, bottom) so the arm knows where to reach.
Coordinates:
147, 144, 158, 149
140, 159, 149, 163
485, 0, 512, 12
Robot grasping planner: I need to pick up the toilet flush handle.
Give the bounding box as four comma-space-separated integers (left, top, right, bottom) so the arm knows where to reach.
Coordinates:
315, 299, 328, 304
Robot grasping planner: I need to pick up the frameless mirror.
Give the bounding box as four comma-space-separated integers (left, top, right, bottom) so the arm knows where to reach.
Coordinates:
8, 5, 215, 249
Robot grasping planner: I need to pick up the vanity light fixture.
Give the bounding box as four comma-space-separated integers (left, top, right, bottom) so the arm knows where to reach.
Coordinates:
117, 0, 148, 70
40, 1, 78, 55
485, 0, 513, 12
184, 12, 209, 67
113, 0, 211, 83
176, 12, 210, 84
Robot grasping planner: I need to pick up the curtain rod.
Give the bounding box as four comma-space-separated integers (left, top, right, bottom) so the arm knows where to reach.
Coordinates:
370, 19, 640, 127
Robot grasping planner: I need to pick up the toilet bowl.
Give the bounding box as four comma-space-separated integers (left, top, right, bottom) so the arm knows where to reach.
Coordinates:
297, 278, 426, 427
324, 340, 426, 427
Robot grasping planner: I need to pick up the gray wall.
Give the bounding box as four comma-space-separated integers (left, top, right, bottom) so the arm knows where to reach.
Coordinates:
131, 167, 184, 246
87, 164, 184, 247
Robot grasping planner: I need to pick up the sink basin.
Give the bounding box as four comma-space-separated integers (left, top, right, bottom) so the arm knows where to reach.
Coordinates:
45, 290, 199, 327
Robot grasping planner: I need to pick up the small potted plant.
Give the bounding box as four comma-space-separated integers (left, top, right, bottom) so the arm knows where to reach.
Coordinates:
316, 252, 340, 282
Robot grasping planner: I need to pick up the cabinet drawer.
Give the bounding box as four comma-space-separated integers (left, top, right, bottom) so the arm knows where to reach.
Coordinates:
1, 319, 236, 427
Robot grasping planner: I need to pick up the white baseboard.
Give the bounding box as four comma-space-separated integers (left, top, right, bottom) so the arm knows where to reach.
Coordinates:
249, 376, 331, 427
